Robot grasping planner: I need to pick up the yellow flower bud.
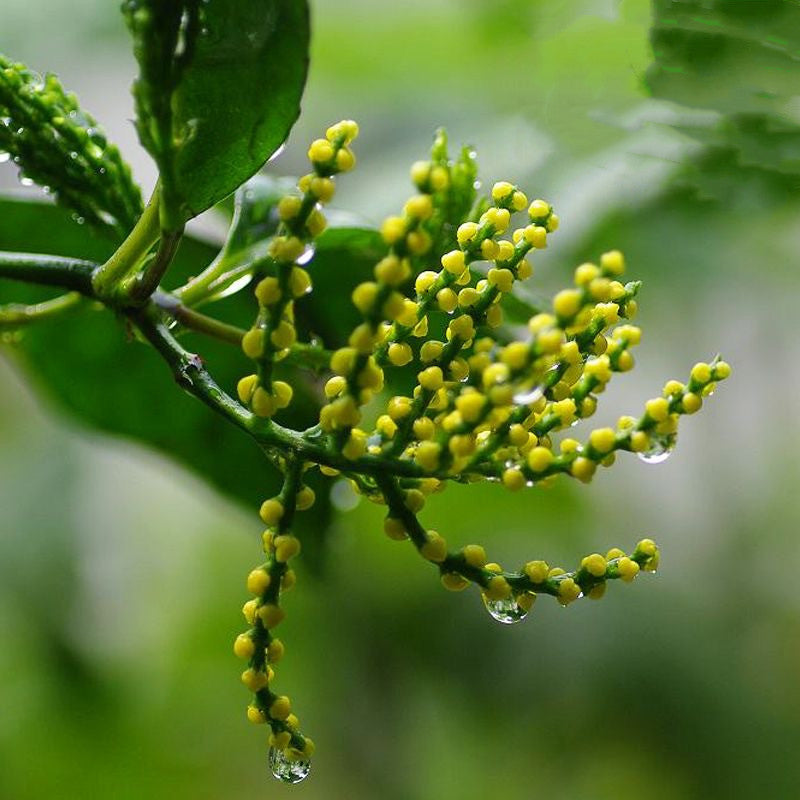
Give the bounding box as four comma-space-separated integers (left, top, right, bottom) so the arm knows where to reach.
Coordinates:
524, 560, 549, 584
237, 374, 258, 404
415, 270, 438, 294
421, 530, 447, 562
384, 517, 408, 541
415, 441, 442, 472
296, 486, 315, 510
462, 544, 487, 568
484, 575, 512, 600
270, 696, 292, 721
441, 573, 470, 591
260, 498, 284, 525
581, 553, 607, 577
645, 397, 670, 422
308, 138, 334, 164
335, 147, 356, 172
404, 194, 434, 220
588, 427, 616, 455
617, 557, 640, 582
233, 633, 255, 660
600, 249, 625, 275
289, 267, 312, 298
255, 276, 282, 306
258, 603, 285, 628
553, 288, 583, 319
527, 446, 553, 473
247, 705, 267, 724
418, 366, 444, 391
441, 249, 467, 274
247, 568, 271, 596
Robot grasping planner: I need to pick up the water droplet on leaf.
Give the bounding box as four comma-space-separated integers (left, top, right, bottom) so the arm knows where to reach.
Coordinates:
269, 747, 311, 784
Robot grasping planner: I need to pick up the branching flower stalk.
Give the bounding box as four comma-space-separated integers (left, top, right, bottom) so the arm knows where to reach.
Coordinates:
0, 65, 731, 782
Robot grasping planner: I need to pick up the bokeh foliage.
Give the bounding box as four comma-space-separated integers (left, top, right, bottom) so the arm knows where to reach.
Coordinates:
0, 1, 799, 798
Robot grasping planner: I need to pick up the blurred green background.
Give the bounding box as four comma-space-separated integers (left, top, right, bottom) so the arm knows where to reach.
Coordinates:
1, 1, 799, 798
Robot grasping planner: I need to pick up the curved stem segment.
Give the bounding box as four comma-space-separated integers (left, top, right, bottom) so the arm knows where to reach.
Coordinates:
126, 227, 184, 304
130, 305, 426, 479
91, 187, 161, 297
0, 292, 82, 330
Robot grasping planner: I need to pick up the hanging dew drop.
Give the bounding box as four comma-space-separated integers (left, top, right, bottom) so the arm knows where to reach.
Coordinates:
482, 593, 529, 624
269, 747, 311, 784
637, 432, 676, 464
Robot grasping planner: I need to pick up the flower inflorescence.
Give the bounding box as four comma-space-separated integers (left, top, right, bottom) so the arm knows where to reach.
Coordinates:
230, 120, 731, 775
0, 55, 142, 233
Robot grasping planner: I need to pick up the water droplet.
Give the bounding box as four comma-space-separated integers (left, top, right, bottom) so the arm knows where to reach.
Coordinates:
0, 152, 9, 163
68, 109, 91, 128
296, 243, 315, 266
19, 177, 33, 187
637, 432, 676, 464
269, 747, 311, 784
87, 127, 107, 148
482, 593, 529, 624
512, 384, 543, 406
331, 478, 360, 512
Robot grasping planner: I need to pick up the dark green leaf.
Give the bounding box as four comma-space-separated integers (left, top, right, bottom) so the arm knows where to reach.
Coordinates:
124, 0, 310, 228
0, 196, 332, 558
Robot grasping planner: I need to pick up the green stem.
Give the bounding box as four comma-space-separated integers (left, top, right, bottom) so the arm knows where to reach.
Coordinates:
0, 292, 83, 330
0, 252, 95, 293
126, 227, 184, 304
0, 248, 421, 479
151, 291, 333, 369
130, 305, 426, 479
92, 186, 161, 297
153, 291, 247, 345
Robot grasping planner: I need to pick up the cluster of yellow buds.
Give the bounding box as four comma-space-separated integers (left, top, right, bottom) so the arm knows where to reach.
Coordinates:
231, 122, 730, 780
233, 465, 316, 782
237, 120, 359, 418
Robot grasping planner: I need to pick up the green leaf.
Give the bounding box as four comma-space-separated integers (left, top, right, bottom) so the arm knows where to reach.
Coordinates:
0, 55, 143, 233
647, 0, 800, 118
646, 0, 800, 184
124, 0, 310, 229
174, 173, 296, 305
0, 196, 332, 558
